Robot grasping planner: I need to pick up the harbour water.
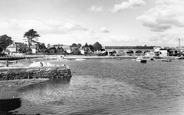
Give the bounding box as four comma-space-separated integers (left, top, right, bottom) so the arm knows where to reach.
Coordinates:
2, 59, 184, 115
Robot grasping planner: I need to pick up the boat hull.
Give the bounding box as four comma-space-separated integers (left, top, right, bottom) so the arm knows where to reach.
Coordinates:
140, 60, 147, 63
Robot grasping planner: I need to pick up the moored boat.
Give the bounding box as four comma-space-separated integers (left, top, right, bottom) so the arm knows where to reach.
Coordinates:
140, 59, 147, 63
161, 59, 172, 62
175, 56, 184, 60
75, 58, 85, 61
135, 57, 147, 63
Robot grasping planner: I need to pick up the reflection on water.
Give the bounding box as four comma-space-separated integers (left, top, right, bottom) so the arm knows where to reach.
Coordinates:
10, 59, 184, 114
17, 78, 70, 104
17, 76, 150, 115
0, 98, 21, 114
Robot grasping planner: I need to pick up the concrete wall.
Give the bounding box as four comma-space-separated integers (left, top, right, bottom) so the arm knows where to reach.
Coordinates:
0, 67, 72, 81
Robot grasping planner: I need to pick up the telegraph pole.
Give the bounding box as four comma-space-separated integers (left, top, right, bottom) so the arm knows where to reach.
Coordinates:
179, 38, 181, 49
178, 38, 181, 56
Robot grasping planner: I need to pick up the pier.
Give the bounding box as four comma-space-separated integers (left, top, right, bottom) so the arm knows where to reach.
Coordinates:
0, 55, 44, 60
0, 66, 72, 81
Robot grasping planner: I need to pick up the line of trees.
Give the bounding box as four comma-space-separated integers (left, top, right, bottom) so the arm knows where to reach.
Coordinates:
0, 34, 13, 55
70, 42, 103, 55
0, 28, 105, 56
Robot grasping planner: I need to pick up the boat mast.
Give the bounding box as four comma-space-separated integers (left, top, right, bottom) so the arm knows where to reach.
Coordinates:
178, 38, 181, 56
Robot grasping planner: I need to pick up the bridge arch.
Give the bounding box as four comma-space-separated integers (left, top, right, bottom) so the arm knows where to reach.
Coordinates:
117, 49, 126, 56
126, 50, 134, 56
135, 50, 143, 56
144, 50, 150, 54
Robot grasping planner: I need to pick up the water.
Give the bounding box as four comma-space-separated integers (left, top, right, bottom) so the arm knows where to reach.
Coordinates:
4, 59, 184, 114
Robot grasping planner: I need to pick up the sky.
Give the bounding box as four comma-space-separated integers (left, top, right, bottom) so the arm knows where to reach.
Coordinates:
0, 0, 184, 47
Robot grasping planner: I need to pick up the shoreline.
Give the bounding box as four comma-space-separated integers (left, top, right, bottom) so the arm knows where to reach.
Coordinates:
0, 54, 179, 61
62, 55, 177, 60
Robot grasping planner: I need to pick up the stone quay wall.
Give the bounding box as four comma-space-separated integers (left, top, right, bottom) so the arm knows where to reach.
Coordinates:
0, 67, 72, 80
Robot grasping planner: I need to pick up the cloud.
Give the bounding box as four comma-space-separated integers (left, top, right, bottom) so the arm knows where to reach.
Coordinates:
137, 0, 184, 32
88, 6, 103, 12
0, 19, 89, 35
149, 35, 178, 47
0, 19, 96, 45
101, 35, 139, 46
111, 0, 146, 13
100, 27, 110, 33
64, 21, 89, 31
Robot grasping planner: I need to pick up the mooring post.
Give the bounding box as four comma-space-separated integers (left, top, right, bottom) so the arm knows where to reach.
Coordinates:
6, 60, 9, 67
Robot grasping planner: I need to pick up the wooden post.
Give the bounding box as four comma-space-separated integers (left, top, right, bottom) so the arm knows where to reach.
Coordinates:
6, 60, 9, 67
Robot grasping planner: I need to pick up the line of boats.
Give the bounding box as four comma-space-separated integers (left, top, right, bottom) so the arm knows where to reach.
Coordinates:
134, 56, 173, 63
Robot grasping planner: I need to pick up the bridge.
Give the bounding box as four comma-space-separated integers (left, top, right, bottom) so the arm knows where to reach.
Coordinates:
105, 46, 155, 56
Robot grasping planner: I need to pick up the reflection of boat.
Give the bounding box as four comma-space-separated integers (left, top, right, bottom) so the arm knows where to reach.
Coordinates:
150, 58, 154, 61
136, 57, 147, 63
75, 58, 85, 61
161, 59, 172, 62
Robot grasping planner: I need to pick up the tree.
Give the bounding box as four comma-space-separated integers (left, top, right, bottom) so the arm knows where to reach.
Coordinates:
24, 29, 40, 53
47, 44, 51, 48
93, 42, 102, 51
88, 44, 94, 52
83, 43, 90, 55
0, 34, 13, 52
84, 43, 88, 47
16, 42, 28, 53
36, 42, 47, 54
18, 46, 29, 53
71, 43, 78, 47
72, 48, 81, 55
77, 43, 82, 48
70, 43, 81, 55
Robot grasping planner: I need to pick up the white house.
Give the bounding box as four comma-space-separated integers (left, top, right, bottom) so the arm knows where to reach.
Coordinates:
6, 44, 16, 53
159, 50, 168, 57
62, 45, 71, 54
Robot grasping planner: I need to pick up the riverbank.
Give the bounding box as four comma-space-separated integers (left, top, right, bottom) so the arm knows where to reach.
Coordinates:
1, 54, 179, 61
63, 55, 178, 60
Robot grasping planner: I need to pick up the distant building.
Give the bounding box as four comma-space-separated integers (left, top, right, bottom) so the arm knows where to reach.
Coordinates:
47, 47, 56, 54
159, 50, 168, 57
6, 42, 28, 54
47, 44, 66, 55
153, 46, 169, 57
62, 45, 71, 54
30, 44, 37, 54
6, 44, 16, 53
